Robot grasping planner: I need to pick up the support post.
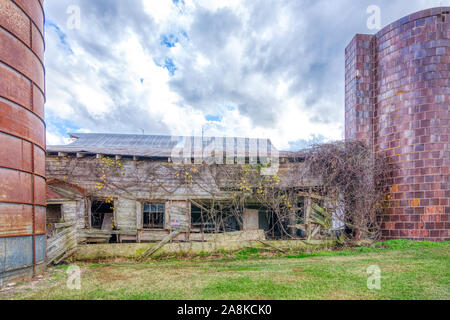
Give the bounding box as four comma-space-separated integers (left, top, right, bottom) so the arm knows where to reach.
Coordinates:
305, 196, 312, 241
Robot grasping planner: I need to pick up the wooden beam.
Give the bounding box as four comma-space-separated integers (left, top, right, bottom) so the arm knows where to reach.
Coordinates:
257, 240, 287, 253
298, 192, 325, 200
305, 196, 312, 241
140, 230, 181, 259
190, 199, 210, 213
54, 221, 76, 229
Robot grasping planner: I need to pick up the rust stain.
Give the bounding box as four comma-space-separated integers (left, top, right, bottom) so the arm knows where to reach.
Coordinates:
0, 0, 46, 279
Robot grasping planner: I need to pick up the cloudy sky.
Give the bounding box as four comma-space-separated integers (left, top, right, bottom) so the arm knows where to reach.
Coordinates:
43, 0, 447, 150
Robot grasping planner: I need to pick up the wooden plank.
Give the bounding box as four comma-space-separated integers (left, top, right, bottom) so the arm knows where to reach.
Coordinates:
55, 221, 76, 229
53, 248, 78, 265
168, 203, 189, 231
141, 230, 181, 259
257, 240, 287, 253
101, 212, 113, 231
305, 196, 312, 241
297, 192, 325, 200
46, 223, 78, 265
47, 233, 77, 253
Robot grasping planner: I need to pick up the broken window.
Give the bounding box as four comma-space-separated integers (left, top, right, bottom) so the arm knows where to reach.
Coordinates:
143, 202, 165, 229
191, 203, 216, 233
46, 204, 63, 236
190, 202, 241, 234
91, 200, 114, 229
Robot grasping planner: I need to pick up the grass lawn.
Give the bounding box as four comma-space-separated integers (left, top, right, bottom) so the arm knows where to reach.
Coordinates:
1, 240, 448, 300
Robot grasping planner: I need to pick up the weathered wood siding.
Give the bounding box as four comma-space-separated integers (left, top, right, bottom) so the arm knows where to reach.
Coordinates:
167, 200, 190, 231
47, 222, 78, 265
115, 197, 137, 230
46, 156, 314, 201
48, 200, 86, 230
46, 155, 318, 237
46, 156, 220, 200
62, 202, 76, 221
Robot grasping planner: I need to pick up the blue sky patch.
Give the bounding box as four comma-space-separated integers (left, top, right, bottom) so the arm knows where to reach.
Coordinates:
287, 134, 326, 151
161, 34, 179, 48
180, 30, 189, 41
45, 20, 73, 54
164, 58, 177, 76
45, 111, 81, 141
205, 114, 222, 122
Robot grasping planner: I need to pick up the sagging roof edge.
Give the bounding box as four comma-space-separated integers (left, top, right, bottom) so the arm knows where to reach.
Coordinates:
47, 133, 307, 160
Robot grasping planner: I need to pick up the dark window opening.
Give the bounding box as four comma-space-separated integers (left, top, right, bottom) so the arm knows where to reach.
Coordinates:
46, 204, 63, 237
91, 200, 114, 229
261, 197, 306, 240
191, 202, 241, 234
143, 202, 165, 229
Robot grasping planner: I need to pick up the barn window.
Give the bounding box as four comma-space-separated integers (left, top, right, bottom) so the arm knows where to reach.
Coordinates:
91, 200, 114, 229
143, 203, 165, 229
46, 204, 63, 236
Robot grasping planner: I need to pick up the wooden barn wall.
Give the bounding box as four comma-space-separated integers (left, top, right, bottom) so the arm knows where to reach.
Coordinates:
46, 156, 316, 232
115, 197, 137, 230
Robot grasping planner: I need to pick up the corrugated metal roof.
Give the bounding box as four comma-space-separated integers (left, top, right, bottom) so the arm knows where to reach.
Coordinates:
47, 133, 280, 159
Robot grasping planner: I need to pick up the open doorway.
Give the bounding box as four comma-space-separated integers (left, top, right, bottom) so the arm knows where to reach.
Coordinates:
46, 204, 63, 237
91, 200, 114, 230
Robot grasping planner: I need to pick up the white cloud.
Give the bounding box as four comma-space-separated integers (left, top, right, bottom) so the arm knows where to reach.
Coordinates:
44, 0, 442, 150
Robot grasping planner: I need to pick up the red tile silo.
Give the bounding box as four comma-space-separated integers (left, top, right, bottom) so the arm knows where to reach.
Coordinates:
346, 7, 450, 241
0, 0, 46, 284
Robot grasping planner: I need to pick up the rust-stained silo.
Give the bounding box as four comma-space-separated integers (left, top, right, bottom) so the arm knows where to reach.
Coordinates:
0, 0, 46, 284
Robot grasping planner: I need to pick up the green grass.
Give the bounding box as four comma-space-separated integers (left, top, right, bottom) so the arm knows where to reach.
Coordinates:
1, 240, 448, 300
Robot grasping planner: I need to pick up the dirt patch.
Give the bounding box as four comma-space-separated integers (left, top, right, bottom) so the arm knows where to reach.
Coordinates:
290, 267, 312, 281
0, 268, 62, 300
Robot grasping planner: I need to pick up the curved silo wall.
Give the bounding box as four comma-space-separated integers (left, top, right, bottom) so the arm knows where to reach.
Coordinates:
346, 7, 449, 240
0, 0, 46, 284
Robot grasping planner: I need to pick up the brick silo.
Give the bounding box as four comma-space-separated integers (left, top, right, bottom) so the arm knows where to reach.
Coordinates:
0, 0, 46, 284
345, 7, 449, 240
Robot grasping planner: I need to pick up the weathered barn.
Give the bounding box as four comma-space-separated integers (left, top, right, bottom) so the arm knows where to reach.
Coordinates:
46, 133, 321, 246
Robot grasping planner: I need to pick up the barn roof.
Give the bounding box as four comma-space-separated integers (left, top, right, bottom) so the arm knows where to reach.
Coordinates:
47, 133, 286, 159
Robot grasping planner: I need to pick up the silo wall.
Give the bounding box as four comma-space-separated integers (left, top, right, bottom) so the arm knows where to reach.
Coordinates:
0, 0, 46, 284
345, 7, 449, 240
